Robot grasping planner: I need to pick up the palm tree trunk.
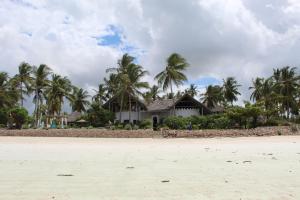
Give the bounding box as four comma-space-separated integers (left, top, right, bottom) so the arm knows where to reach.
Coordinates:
129, 95, 131, 123
35, 89, 39, 127
20, 82, 23, 107
170, 83, 175, 116
119, 94, 124, 123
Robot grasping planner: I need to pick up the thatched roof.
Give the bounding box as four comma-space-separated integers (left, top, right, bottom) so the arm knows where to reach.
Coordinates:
147, 94, 210, 113
67, 112, 82, 123
147, 99, 174, 111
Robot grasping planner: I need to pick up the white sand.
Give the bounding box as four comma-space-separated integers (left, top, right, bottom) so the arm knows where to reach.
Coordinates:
0, 136, 299, 200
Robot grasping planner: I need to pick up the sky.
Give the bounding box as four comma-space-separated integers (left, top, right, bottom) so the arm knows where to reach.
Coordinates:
1, 0, 300, 112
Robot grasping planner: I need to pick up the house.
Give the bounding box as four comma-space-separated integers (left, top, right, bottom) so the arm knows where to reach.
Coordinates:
103, 93, 219, 125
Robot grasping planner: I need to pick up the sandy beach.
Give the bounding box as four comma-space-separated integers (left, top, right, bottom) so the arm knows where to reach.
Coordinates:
0, 136, 299, 200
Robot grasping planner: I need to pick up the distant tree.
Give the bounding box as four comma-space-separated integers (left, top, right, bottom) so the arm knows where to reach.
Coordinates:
45, 74, 72, 115
70, 87, 90, 113
8, 107, 29, 129
32, 64, 52, 127
222, 77, 241, 105
201, 85, 223, 108
12, 62, 33, 107
185, 84, 198, 97
92, 84, 108, 105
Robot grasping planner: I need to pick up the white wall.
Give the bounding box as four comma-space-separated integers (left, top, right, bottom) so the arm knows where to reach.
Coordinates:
115, 111, 140, 122
175, 108, 199, 117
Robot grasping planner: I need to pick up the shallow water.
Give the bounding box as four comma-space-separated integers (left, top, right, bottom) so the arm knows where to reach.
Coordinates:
0, 136, 299, 200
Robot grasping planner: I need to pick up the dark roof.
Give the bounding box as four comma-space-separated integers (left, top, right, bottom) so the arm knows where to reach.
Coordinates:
202, 102, 225, 113
67, 112, 82, 123
147, 98, 175, 111
147, 94, 209, 112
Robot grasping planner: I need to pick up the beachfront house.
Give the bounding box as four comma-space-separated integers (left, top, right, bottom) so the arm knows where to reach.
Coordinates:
103, 93, 220, 126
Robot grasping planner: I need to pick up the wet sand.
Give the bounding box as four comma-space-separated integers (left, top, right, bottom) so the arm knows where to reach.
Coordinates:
0, 136, 299, 200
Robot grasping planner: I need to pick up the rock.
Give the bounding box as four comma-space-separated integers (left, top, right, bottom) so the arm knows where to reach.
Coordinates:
243, 161, 252, 163
161, 180, 170, 183
57, 174, 73, 176
126, 166, 135, 169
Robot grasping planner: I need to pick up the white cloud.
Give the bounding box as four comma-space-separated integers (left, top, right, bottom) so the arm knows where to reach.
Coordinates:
1, 0, 300, 111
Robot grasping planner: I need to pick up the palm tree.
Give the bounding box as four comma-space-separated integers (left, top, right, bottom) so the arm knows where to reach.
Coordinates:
70, 87, 90, 113
92, 84, 107, 105
32, 64, 52, 127
273, 66, 300, 118
143, 85, 161, 103
106, 54, 135, 122
106, 54, 149, 122
46, 74, 72, 116
185, 84, 198, 97
249, 77, 264, 102
0, 72, 19, 108
12, 62, 33, 107
201, 85, 223, 108
222, 77, 241, 105
125, 64, 149, 122
104, 73, 119, 98
155, 53, 189, 115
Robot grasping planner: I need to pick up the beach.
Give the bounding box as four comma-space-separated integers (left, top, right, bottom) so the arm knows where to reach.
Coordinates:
0, 136, 299, 200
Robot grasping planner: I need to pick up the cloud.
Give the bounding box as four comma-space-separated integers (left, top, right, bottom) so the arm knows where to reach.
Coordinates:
1, 0, 300, 112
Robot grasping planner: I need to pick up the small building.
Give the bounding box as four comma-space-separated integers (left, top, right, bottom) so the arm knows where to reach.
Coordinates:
103, 93, 218, 125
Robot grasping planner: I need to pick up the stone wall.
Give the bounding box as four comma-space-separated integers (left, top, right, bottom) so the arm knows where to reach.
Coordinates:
0, 126, 299, 138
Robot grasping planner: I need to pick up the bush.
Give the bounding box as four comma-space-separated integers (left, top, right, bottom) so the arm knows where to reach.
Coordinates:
133, 125, 139, 130
164, 116, 189, 130
0, 109, 8, 126
8, 107, 29, 129
86, 103, 115, 127
264, 118, 279, 126
139, 119, 152, 129
213, 116, 231, 129
124, 124, 132, 130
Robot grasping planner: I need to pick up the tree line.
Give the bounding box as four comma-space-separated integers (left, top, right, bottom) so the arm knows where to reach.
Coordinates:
0, 52, 299, 128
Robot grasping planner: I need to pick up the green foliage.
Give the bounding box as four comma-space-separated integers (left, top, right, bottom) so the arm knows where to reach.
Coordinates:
86, 103, 115, 127
164, 116, 189, 130
0, 109, 8, 125
8, 107, 29, 129
124, 123, 132, 130
139, 119, 152, 129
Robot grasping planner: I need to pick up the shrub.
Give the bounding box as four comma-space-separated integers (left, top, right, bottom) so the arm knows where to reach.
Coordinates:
189, 115, 208, 129
133, 125, 139, 130
139, 119, 152, 129
264, 119, 279, 126
0, 109, 8, 126
8, 107, 29, 129
213, 116, 231, 129
86, 103, 115, 127
164, 116, 189, 130
124, 124, 132, 130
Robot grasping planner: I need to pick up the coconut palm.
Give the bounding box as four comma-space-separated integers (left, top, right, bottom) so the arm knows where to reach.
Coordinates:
249, 77, 264, 102
46, 74, 72, 116
155, 53, 189, 115
106, 54, 149, 122
12, 62, 33, 107
222, 77, 241, 105
143, 85, 161, 103
32, 64, 52, 127
185, 84, 198, 97
70, 87, 90, 113
273, 66, 300, 117
125, 64, 149, 122
201, 85, 223, 108
0, 72, 19, 108
92, 84, 107, 105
